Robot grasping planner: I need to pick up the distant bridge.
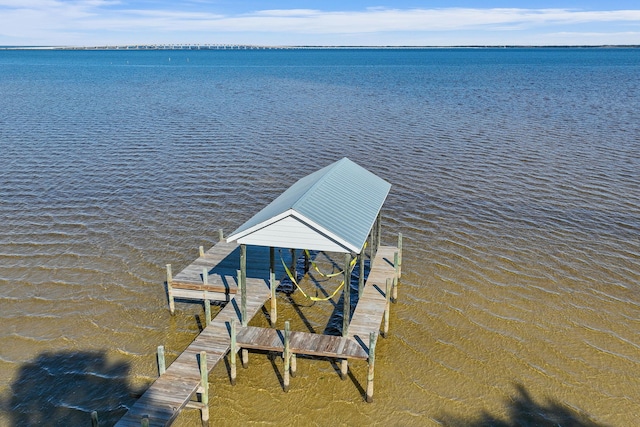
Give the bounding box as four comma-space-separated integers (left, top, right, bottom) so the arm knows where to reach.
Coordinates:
59, 44, 297, 50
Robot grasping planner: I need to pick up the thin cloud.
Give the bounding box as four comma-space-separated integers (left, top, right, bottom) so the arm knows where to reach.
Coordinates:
1, 4, 639, 45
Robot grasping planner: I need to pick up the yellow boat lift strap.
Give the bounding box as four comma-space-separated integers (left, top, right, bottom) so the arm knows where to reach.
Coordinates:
281, 249, 359, 302
303, 242, 365, 279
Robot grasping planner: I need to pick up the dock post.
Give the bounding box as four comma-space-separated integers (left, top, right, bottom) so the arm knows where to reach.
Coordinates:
230, 320, 237, 385
240, 245, 247, 327
199, 351, 209, 422
290, 352, 297, 378
91, 411, 98, 427
290, 248, 296, 280
270, 271, 277, 328
203, 268, 211, 326
358, 252, 365, 298
376, 212, 382, 255
218, 228, 224, 242
166, 264, 175, 315
199, 245, 204, 257
241, 348, 248, 369
340, 359, 348, 380
397, 232, 403, 279
283, 321, 291, 392
343, 253, 351, 336
341, 253, 351, 380
157, 345, 166, 375
204, 300, 211, 327
304, 250, 310, 274
141, 415, 149, 427
269, 246, 275, 276
366, 332, 377, 403
393, 251, 399, 303
369, 230, 374, 260
383, 278, 391, 338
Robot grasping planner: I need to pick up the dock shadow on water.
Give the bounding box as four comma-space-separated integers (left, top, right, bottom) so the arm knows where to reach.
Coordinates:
437, 383, 605, 427
1, 350, 137, 426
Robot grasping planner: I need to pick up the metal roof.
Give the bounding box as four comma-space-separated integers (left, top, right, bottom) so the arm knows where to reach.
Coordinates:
225, 157, 391, 254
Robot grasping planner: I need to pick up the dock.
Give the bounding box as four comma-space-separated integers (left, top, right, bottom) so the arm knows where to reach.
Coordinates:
115, 238, 400, 426
112, 158, 401, 426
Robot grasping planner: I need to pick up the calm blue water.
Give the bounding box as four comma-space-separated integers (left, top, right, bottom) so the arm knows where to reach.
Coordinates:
0, 48, 639, 426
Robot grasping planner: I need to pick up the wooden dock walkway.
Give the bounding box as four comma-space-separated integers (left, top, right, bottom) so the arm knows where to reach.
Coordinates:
348, 245, 399, 343
236, 325, 368, 360
116, 241, 288, 426
116, 239, 400, 426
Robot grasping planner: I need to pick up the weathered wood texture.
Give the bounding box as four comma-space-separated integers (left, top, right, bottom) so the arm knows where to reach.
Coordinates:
117, 244, 398, 425
236, 326, 368, 360
347, 245, 398, 345
116, 242, 274, 427
170, 242, 293, 302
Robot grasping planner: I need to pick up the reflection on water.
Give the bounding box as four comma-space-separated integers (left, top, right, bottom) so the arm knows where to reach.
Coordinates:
0, 49, 638, 426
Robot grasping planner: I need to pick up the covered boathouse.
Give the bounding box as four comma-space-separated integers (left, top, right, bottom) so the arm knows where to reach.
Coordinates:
114, 157, 401, 426
225, 156, 391, 255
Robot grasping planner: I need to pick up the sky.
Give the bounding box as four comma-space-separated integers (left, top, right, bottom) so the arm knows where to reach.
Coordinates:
1, 1, 639, 47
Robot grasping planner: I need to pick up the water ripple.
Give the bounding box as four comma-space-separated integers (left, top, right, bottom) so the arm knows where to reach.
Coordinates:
1, 49, 639, 426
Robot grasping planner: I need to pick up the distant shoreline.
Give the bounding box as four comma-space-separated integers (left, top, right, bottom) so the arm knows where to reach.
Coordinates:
1, 44, 639, 51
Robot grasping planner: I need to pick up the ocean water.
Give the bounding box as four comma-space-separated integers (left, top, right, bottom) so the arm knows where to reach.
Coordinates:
0, 48, 639, 426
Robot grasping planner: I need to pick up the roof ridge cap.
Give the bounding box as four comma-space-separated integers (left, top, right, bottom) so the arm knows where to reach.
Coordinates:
290, 157, 350, 211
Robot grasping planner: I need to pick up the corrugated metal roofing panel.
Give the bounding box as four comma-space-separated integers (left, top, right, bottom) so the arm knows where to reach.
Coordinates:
226, 158, 391, 253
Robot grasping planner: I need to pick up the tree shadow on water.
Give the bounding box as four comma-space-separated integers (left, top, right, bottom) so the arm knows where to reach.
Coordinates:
438, 383, 607, 427
1, 350, 138, 426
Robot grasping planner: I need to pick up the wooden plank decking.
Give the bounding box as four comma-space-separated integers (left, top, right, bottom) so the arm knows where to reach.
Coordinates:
236, 326, 368, 360
169, 242, 294, 302
348, 245, 398, 344
116, 277, 272, 426
116, 242, 399, 426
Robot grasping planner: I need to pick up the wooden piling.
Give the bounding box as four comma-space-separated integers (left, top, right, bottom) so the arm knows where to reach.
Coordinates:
269, 246, 275, 275
230, 320, 237, 385
358, 253, 365, 298
204, 300, 211, 326
397, 232, 403, 279
199, 245, 204, 257
91, 411, 99, 427
199, 351, 209, 422
290, 353, 297, 378
270, 271, 277, 328
366, 332, 377, 403
283, 321, 290, 392
290, 248, 296, 280
393, 251, 399, 302
141, 416, 149, 427
383, 278, 390, 338
376, 212, 382, 254
369, 230, 374, 260
203, 267, 211, 326
341, 253, 351, 380
237, 267, 249, 369
218, 228, 224, 242
240, 245, 247, 326
157, 345, 166, 375
343, 253, 351, 337
304, 250, 310, 273
241, 348, 248, 369
340, 359, 348, 380
166, 264, 175, 315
